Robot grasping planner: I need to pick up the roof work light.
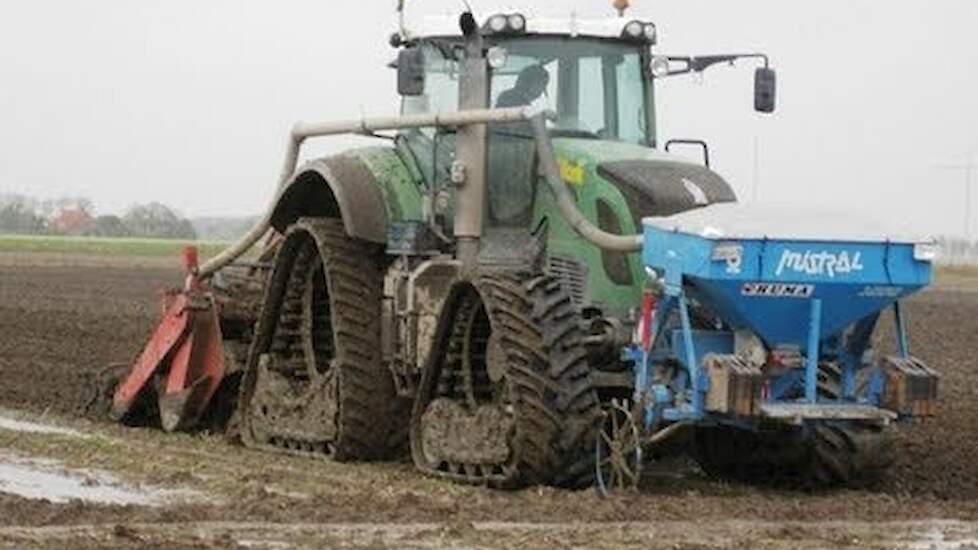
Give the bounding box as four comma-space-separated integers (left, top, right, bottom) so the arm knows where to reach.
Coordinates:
483, 13, 528, 35
622, 20, 657, 44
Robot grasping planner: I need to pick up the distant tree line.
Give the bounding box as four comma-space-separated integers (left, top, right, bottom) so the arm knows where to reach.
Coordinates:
938, 237, 978, 266
0, 195, 48, 234
0, 194, 197, 240
191, 216, 258, 241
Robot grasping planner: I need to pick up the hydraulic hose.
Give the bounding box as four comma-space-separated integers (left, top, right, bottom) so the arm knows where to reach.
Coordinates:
529, 114, 644, 252
198, 135, 301, 278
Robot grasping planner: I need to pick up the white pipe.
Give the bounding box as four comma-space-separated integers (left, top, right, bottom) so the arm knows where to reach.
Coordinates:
198, 106, 644, 277
198, 107, 533, 277
198, 135, 301, 278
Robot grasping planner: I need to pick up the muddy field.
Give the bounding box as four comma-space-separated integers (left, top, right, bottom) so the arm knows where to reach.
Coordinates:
2, 256, 978, 548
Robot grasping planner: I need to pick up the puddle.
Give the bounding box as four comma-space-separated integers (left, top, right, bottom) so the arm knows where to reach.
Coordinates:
905, 524, 978, 550
0, 451, 195, 506
0, 414, 86, 438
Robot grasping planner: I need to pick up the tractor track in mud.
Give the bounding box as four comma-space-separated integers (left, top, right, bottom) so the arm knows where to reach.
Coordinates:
3, 256, 978, 544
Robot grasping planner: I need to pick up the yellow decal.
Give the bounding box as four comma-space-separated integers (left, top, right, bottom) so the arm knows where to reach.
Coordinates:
558, 157, 585, 186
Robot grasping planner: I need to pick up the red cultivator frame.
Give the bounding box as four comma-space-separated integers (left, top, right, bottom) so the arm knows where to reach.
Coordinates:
110, 247, 226, 432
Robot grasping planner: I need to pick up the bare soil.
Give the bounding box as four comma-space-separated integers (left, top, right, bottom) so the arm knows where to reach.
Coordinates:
2, 256, 978, 548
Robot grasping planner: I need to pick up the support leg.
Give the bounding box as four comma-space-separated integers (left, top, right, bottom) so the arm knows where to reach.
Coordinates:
805, 299, 823, 403
677, 292, 701, 415
894, 300, 910, 359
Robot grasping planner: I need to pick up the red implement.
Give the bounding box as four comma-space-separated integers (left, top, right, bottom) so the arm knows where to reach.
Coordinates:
110, 246, 226, 432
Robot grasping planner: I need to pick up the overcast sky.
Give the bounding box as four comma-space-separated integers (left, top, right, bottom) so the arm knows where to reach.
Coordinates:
1, 1, 976, 238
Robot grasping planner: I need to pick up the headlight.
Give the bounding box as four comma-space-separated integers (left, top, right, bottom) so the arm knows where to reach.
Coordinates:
650, 56, 670, 78
508, 14, 526, 32
487, 47, 508, 69
622, 20, 657, 43
623, 20, 644, 39
913, 242, 939, 262
643, 23, 657, 43
485, 13, 526, 34
487, 14, 508, 33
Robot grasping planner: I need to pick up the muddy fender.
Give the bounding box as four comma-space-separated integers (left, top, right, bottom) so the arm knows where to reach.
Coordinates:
270, 155, 389, 243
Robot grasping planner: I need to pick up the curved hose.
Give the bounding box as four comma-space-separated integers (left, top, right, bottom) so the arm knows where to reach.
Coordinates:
529, 115, 644, 252
198, 135, 301, 278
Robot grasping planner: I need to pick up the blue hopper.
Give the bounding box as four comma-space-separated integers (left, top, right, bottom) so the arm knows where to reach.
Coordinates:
635, 203, 938, 422
595, 204, 940, 495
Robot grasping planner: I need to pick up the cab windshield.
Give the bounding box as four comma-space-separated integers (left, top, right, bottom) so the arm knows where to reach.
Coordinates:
402, 36, 654, 145
491, 37, 653, 145
400, 36, 654, 227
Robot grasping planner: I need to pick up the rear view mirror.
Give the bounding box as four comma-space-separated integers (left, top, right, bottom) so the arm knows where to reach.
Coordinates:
754, 67, 777, 113
397, 47, 426, 97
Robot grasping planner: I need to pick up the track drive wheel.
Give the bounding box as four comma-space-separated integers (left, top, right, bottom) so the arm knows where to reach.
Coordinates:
410, 272, 601, 488
236, 217, 407, 461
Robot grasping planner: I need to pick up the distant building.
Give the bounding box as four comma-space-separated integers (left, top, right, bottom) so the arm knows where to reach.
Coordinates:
52, 207, 94, 235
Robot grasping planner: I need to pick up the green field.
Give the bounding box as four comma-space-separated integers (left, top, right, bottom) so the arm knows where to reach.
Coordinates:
0, 234, 232, 259
2, 234, 976, 289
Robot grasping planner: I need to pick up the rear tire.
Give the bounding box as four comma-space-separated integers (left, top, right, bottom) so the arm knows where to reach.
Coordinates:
805, 420, 894, 487
693, 420, 894, 488
410, 272, 601, 488
693, 363, 895, 489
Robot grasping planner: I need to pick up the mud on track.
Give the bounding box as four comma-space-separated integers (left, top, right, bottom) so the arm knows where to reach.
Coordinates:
2, 256, 978, 547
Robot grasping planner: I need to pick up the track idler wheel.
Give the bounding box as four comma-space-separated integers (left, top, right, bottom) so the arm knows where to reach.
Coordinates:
410, 272, 601, 488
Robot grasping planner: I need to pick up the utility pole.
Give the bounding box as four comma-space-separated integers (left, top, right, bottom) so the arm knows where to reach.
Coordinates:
935, 156, 976, 239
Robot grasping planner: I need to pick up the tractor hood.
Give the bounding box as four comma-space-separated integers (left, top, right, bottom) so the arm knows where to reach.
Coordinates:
552, 138, 737, 221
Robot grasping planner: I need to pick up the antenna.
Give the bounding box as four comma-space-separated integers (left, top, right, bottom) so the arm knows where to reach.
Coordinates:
397, 0, 408, 40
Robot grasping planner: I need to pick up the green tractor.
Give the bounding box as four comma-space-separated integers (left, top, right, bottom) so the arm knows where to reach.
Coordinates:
112, 5, 779, 489
230, 7, 775, 488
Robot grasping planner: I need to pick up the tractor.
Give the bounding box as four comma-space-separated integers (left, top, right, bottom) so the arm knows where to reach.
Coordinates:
105, 3, 938, 491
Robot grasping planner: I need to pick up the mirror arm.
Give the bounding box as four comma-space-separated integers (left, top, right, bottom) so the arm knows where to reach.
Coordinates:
690, 53, 769, 73
662, 53, 769, 76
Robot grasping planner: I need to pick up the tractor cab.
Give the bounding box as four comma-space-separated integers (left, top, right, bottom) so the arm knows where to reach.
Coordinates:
393, 12, 767, 241
392, 11, 767, 313
397, 16, 659, 227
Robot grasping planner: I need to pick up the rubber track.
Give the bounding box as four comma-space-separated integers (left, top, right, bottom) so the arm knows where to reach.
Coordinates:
411, 271, 601, 488
237, 217, 407, 461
